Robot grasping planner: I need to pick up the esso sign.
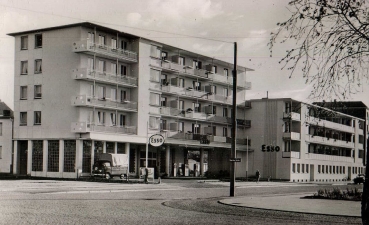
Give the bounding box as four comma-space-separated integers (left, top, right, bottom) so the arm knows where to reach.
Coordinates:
149, 134, 165, 147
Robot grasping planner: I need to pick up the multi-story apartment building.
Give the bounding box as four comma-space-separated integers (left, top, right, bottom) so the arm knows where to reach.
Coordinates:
0, 101, 13, 173
8, 22, 252, 179
244, 98, 366, 182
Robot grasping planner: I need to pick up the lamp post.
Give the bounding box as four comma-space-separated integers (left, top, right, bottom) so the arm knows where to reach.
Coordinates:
230, 42, 237, 197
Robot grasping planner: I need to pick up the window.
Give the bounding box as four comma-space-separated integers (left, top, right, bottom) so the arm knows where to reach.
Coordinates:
111, 88, 117, 101
179, 56, 185, 65
98, 60, 106, 72
329, 166, 332, 174
90, 84, 94, 97
82, 140, 92, 173
110, 113, 116, 126
297, 164, 300, 173
88, 32, 95, 43
98, 35, 105, 46
161, 97, 167, 107
32, 140, 43, 171
111, 63, 117, 75
212, 65, 217, 73
0, 123, 2, 136
151, 45, 161, 58
120, 65, 127, 76
193, 81, 201, 90
179, 78, 185, 87
120, 90, 127, 102
179, 100, 184, 110
48, 140, 59, 172
292, 163, 295, 173
64, 140, 76, 173
35, 34, 42, 48
20, 86, 27, 100
150, 69, 160, 82
97, 86, 106, 99
106, 142, 115, 153
121, 40, 128, 49
161, 51, 168, 60
97, 111, 105, 125
306, 164, 309, 173
193, 102, 201, 112
35, 59, 42, 73
20, 112, 27, 126
318, 165, 321, 173
192, 123, 201, 134
119, 114, 126, 126
88, 58, 94, 71
178, 122, 184, 132
322, 165, 325, 173
223, 127, 228, 137
285, 102, 291, 113
34, 85, 42, 99
302, 164, 305, 173
21, 61, 28, 75
160, 119, 167, 130
193, 60, 202, 69
150, 93, 160, 106
111, 38, 117, 49
223, 108, 228, 117
284, 141, 291, 152
343, 166, 345, 174
284, 121, 290, 132
224, 68, 229, 77
34, 111, 41, 125
0, 146, 2, 159
223, 88, 229, 97
149, 116, 160, 129
21, 36, 28, 50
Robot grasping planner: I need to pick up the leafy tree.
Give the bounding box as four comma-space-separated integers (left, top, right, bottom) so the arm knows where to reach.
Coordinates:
269, 0, 369, 223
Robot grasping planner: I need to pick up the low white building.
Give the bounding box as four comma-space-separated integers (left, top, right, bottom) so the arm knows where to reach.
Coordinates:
0, 102, 13, 173
243, 98, 366, 182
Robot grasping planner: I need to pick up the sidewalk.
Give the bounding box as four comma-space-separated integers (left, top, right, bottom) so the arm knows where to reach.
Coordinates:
219, 192, 361, 217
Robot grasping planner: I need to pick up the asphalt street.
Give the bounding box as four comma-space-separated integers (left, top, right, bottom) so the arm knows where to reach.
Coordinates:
0, 179, 363, 225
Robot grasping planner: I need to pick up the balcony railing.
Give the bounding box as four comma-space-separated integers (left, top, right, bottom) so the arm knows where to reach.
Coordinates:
306, 116, 354, 133
150, 58, 250, 89
72, 68, 138, 87
282, 151, 300, 158
72, 40, 138, 63
306, 153, 354, 162
71, 122, 137, 134
283, 112, 301, 121
283, 132, 301, 140
306, 134, 354, 148
71, 95, 138, 112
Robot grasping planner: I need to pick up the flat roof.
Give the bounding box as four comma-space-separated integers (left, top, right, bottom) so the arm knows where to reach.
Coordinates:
8, 22, 253, 72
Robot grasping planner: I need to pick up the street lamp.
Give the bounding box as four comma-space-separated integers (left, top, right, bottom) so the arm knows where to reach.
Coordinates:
230, 42, 237, 197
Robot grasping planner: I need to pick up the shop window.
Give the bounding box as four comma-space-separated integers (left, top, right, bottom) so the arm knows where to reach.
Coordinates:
64, 140, 76, 173
106, 142, 115, 154
47, 140, 59, 172
32, 140, 43, 171
82, 140, 92, 173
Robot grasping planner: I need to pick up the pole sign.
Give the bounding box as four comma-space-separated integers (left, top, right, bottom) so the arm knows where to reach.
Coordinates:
230, 158, 241, 162
149, 134, 165, 147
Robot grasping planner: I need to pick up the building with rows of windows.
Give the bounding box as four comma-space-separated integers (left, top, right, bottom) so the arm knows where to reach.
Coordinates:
8, 22, 253, 179
243, 98, 366, 182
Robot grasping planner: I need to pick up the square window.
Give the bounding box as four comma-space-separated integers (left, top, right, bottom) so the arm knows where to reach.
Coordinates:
35, 59, 42, 73
20, 86, 27, 100
20, 112, 27, 126
21, 61, 28, 75
21, 36, 28, 50
34, 85, 42, 99
34, 111, 41, 125
35, 34, 42, 48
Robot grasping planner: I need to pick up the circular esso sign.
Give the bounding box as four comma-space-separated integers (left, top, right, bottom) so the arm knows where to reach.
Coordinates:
149, 134, 165, 147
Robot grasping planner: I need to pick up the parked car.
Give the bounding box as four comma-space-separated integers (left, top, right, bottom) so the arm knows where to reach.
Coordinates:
353, 174, 365, 184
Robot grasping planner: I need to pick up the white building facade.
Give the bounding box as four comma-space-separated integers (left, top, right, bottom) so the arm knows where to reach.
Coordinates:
9, 23, 252, 179
244, 98, 366, 182
0, 103, 13, 173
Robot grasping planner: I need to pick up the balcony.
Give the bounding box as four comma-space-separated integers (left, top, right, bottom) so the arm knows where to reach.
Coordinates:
72, 68, 137, 87
71, 95, 138, 112
283, 132, 301, 141
283, 112, 301, 121
72, 40, 137, 63
306, 116, 354, 133
306, 134, 354, 148
306, 153, 354, 162
150, 58, 250, 89
71, 122, 137, 134
282, 151, 300, 158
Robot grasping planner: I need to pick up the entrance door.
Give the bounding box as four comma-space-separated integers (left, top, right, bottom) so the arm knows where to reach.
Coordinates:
310, 164, 314, 181
18, 141, 28, 175
348, 167, 351, 181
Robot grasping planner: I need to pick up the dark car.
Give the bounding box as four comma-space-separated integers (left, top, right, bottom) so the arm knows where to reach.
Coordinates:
353, 174, 365, 184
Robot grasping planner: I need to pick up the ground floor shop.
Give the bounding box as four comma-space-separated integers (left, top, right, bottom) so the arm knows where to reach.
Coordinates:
12, 139, 252, 179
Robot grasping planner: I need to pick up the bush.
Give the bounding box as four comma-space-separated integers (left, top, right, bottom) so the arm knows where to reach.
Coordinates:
313, 187, 362, 201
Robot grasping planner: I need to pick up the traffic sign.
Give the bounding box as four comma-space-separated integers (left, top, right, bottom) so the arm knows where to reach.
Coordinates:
230, 158, 241, 162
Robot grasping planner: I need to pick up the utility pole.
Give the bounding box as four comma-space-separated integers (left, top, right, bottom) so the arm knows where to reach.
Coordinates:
230, 42, 237, 197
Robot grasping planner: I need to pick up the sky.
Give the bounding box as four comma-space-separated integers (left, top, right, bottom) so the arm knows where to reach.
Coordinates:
1, 0, 369, 110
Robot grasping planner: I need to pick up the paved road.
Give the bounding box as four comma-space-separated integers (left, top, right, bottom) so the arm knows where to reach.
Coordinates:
0, 179, 363, 225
